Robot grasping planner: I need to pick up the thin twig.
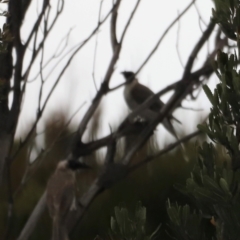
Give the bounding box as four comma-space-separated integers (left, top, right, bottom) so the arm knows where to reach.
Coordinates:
13, 102, 86, 199
110, 0, 120, 51
121, 19, 216, 166
66, 129, 201, 233
119, 0, 141, 44
194, 2, 207, 28
23, 0, 64, 80
76, 0, 141, 140
41, 3, 117, 113
11, 3, 115, 162
182, 20, 215, 79
24, 0, 50, 50
129, 130, 202, 172
28, 27, 74, 83
136, 0, 196, 75
176, 10, 184, 68
92, 0, 104, 92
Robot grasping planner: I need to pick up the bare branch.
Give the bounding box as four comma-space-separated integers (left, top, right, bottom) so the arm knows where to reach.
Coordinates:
119, 0, 141, 44
120, 18, 217, 166
66, 129, 201, 233
10, 3, 115, 162
129, 130, 202, 172
23, 0, 64, 80
92, 0, 105, 91
9, 2, 231, 240
17, 192, 47, 240
194, 1, 207, 28
23, 0, 50, 50
76, 0, 141, 142
110, 0, 121, 51
182, 20, 215, 79
14, 5, 119, 232
41, 4, 117, 113
136, 0, 195, 75
176, 11, 184, 68
13, 102, 86, 199
28, 20, 74, 83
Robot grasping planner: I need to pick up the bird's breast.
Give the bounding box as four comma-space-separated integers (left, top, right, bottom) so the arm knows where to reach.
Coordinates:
124, 85, 139, 109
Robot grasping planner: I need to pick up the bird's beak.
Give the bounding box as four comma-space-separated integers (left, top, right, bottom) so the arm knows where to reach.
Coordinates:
68, 160, 91, 170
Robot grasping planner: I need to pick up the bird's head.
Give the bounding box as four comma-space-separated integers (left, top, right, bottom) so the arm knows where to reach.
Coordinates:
67, 159, 90, 171
121, 71, 135, 83
56, 160, 90, 171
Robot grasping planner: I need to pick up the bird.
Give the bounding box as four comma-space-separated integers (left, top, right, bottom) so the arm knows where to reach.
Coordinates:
46, 160, 89, 240
121, 71, 188, 161
121, 71, 180, 137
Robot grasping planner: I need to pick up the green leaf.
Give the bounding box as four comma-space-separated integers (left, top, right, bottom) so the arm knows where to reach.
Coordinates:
167, 204, 181, 226
182, 205, 190, 226
110, 216, 117, 232
203, 85, 215, 106
148, 223, 161, 240
219, 178, 231, 195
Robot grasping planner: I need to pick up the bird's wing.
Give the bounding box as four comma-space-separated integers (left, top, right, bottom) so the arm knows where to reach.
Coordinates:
130, 82, 181, 124
47, 170, 75, 218
130, 83, 164, 112
58, 172, 75, 215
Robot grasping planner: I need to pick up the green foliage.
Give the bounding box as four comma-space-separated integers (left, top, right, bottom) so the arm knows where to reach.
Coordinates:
1, 109, 196, 240
212, 0, 240, 40
165, 1, 240, 239
198, 51, 240, 169
167, 202, 204, 240
110, 202, 160, 240
0, 1, 12, 53
170, 141, 240, 239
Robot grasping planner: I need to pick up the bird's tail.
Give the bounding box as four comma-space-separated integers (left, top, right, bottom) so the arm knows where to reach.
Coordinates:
52, 216, 69, 240
163, 118, 189, 162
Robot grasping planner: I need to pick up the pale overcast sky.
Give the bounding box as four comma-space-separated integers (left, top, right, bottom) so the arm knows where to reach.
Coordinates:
14, 0, 217, 147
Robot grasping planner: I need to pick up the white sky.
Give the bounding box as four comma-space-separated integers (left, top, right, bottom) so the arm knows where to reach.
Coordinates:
14, 0, 218, 148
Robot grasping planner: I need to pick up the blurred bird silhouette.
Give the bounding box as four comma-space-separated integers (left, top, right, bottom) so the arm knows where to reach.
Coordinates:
122, 71, 180, 137
46, 160, 89, 240
122, 71, 188, 160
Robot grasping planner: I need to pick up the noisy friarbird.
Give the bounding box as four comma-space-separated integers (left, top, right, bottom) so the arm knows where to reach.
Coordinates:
122, 71, 180, 137
46, 160, 89, 240
122, 71, 188, 161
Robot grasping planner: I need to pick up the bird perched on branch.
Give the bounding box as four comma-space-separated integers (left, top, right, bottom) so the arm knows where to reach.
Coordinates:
121, 71, 180, 137
46, 160, 89, 240
121, 71, 188, 160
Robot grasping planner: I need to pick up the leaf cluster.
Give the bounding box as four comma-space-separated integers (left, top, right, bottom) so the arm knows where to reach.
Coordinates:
212, 0, 240, 40
169, 142, 240, 240
110, 202, 160, 240
0, 0, 11, 53
199, 51, 240, 169
167, 202, 203, 240
166, 2, 240, 238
